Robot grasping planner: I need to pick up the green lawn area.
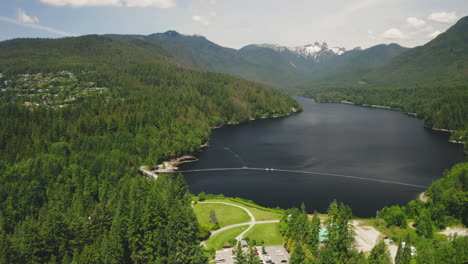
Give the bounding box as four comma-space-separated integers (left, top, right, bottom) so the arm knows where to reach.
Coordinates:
250, 207, 283, 221
205, 225, 247, 250
202, 199, 284, 221
244, 223, 283, 246
194, 203, 250, 227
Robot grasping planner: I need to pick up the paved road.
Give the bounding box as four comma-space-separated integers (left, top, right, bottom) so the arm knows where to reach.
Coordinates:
209, 220, 280, 237
198, 201, 280, 247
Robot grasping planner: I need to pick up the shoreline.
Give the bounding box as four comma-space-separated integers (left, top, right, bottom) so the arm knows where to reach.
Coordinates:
419, 192, 428, 202
321, 100, 465, 145
212, 107, 300, 129
144, 108, 301, 175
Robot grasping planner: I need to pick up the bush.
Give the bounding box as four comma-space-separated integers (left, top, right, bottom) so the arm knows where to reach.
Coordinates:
379, 206, 407, 228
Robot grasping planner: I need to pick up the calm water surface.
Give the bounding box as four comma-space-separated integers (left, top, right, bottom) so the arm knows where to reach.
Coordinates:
181, 97, 464, 217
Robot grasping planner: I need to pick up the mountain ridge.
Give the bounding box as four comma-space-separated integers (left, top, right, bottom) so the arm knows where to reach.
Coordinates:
0, 29, 411, 89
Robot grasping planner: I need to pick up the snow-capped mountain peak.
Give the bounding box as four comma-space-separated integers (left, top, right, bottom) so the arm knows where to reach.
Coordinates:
252, 42, 346, 60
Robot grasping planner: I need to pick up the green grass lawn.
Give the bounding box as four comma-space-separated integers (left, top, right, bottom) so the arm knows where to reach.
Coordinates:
205, 225, 247, 250
244, 223, 283, 246
202, 199, 284, 221
250, 207, 283, 221
194, 203, 250, 227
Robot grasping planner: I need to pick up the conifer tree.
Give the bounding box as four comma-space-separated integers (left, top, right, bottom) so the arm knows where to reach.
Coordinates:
368, 239, 391, 264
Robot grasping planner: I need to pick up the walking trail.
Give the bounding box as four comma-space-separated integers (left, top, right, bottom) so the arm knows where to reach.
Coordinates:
198, 201, 279, 247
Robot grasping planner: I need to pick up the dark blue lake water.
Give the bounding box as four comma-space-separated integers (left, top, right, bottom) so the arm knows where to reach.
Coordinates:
181, 97, 465, 217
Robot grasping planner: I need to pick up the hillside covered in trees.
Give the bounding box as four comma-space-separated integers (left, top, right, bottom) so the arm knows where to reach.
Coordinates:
0, 36, 300, 263
298, 16, 468, 149
0, 14, 467, 264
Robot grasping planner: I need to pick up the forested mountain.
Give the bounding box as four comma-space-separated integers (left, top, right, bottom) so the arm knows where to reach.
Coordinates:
365, 15, 468, 86
103, 31, 407, 89
0, 30, 408, 90
0, 14, 466, 264
298, 16, 467, 90
299, 16, 468, 148
239, 43, 407, 85
0, 35, 300, 263
0, 35, 179, 73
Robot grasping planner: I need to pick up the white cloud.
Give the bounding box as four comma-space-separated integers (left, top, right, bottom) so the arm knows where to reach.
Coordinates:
17, 9, 39, 24
0, 9, 75, 36
40, 0, 176, 8
41, 0, 121, 7
406, 17, 426, 28
427, 30, 441, 39
367, 30, 377, 40
427, 12, 458, 24
381, 28, 407, 40
192, 15, 209, 26
124, 0, 175, 8
420, 26, 434, 33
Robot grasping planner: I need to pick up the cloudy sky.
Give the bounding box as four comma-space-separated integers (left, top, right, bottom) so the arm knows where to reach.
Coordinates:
0, 0, 467, 49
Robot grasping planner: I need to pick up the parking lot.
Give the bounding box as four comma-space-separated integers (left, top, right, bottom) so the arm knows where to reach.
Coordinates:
214, 245, 290, 264
261, 245, 290, 264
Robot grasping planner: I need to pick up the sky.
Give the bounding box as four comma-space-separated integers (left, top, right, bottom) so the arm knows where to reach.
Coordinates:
0, 0, 467, 50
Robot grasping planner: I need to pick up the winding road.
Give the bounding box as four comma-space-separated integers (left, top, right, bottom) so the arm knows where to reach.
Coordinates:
198, 201, 280, 247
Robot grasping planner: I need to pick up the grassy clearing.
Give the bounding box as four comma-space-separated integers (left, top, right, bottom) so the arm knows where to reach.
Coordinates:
202, 199, 284, 221
194, 203, 250, 227
244, 223, 284, 246
205, 225, 247, 250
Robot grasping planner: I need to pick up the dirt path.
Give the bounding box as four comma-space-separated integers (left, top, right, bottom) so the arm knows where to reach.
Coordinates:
208, 220, 280, 237
199, 201, 256, 241
198, 201, 280, 248
438, 227, 468, 237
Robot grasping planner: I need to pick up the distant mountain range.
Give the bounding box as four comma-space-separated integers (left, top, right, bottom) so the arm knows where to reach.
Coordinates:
298, 15, 468, 91
247, 42, 347, 60
126, 31, 406, 89
1, 16, 466, 92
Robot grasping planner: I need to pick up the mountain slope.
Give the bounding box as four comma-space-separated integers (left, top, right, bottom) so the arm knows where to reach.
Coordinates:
105, 31, 407, 89
299, 16, 468, 146
297, 16, 467, 91
0, 35, 180, 73
0, 33, 300, 263
237, 42, 407, 88
364, 16, 468, 86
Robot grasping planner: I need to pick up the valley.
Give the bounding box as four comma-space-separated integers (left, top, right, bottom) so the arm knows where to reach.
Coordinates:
0, 6, 466, 264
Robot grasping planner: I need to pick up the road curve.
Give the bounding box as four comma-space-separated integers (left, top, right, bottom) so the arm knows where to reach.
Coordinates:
199, 201, 256, 241
197, 201, 280, 247
209, 220, 280, 237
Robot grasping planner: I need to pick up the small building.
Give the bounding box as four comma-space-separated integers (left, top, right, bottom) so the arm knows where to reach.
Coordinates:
241, 240, 248, 248
319, 229, 329, 243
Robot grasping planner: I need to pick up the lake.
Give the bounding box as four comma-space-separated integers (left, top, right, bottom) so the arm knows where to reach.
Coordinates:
180, 97, 465, 217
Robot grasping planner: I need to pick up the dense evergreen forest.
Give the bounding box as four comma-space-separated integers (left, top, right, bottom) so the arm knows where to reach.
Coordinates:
0, 36, 300, 263
277, 162, 468, 264
1, 18, 467, 264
